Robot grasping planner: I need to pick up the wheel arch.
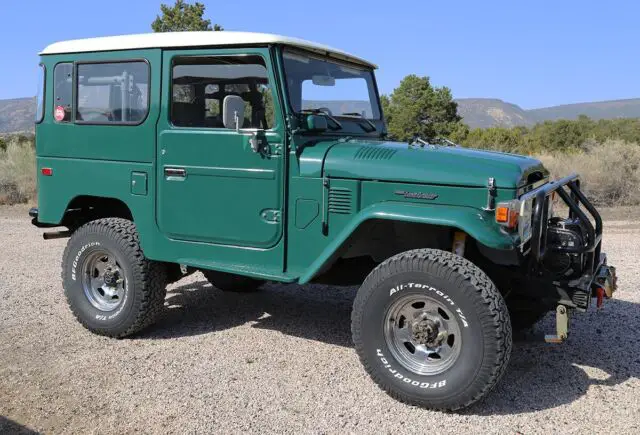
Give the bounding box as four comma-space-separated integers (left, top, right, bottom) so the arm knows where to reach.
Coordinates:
298, 202, 517, 284
60, 195, 134, 230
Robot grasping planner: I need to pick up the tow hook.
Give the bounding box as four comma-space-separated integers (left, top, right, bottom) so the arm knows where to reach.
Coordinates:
544, 305, 570, 344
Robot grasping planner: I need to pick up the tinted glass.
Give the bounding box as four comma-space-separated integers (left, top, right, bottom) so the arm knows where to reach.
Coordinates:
77, 62, 149, 124
171, 56, 275, 129
53, 63, 73, 122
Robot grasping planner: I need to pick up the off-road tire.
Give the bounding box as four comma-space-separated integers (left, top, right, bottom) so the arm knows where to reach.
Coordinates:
351, 248, 512, 411
61, 218, 167, 337
202, 270, 265, 292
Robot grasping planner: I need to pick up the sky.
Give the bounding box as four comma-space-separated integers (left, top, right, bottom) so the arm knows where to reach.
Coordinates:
1, 0, 639, 109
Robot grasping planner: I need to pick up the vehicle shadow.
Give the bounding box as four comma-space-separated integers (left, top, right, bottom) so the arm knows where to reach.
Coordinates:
143, 279, 355, 347
141, 277, 640, 415
0, 416, 40, 435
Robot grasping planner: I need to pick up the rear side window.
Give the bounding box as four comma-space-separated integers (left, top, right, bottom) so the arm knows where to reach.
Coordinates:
35, 64, 45, 123
171, 56, 275, 129
53, 63, 73, 122
76, 61, 149, 124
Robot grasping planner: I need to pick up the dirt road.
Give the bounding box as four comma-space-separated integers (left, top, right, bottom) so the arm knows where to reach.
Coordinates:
1, 206, 639, 434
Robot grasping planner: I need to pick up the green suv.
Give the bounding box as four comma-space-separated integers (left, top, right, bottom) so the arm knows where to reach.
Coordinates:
30, 31, 617, 411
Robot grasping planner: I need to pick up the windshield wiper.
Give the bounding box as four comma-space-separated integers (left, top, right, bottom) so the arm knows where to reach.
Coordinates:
300, 109, 343, 130
340, 113, 377, 132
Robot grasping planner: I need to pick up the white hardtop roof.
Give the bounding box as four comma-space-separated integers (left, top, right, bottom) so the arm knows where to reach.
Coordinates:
40, 31, 377, 68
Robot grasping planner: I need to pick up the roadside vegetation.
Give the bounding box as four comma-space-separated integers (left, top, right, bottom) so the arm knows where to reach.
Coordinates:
0, 135, 36, 205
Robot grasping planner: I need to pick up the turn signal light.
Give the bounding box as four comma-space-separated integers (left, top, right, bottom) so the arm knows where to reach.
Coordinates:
41, 167, 53, 176
495, 202, 519, 229
496, 207, 509, 223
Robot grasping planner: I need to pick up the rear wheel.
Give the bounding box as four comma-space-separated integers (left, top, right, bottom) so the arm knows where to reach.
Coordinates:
351, 248, 512, 411
61, 218, 167, 337
202, 270, 265, 292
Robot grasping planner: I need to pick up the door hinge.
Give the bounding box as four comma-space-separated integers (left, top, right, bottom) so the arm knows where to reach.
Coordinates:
261, 209, 281, 223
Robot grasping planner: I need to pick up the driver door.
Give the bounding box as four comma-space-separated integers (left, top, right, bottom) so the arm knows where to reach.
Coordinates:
156, 48, 285, 248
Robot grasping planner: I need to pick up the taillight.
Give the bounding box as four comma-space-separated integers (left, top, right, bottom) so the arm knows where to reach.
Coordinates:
41, 167, 53, 176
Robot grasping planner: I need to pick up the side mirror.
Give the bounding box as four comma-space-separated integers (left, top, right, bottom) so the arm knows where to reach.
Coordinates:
306, 114, 328, 132
223, 95, 245, 131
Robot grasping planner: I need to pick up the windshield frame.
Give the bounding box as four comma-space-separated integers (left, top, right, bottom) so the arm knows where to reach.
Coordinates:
280, 47, 383, 123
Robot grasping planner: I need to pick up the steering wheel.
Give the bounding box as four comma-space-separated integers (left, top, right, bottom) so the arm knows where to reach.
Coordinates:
317, 107, 333, 116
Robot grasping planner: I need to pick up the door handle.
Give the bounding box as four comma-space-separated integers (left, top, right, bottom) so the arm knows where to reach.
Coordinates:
165, 167, 186, 178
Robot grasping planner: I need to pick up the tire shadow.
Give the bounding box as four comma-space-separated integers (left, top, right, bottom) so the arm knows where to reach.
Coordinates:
141, 278, 640, 414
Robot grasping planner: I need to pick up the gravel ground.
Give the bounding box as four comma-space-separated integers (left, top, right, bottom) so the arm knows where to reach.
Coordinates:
1, 206, 639, 434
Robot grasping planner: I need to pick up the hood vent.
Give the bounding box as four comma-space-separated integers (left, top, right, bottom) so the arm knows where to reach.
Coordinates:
328, 187, 352, 214
354, 146, 397, 161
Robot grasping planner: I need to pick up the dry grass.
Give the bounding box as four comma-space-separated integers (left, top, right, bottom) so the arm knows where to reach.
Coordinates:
537, 139, 640, 207
0, 138, 36, 205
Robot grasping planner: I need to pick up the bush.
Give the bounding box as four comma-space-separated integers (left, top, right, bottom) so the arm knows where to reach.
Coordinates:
537, 140, 640, 206
457, 117, 640, 154
0, 137, 36, 205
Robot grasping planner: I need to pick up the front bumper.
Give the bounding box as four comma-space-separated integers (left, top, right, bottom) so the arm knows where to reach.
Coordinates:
521, 174, 616, 310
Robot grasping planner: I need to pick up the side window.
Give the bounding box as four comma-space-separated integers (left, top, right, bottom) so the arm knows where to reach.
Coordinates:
35, 64, 45, 123
76, 61, 149, 124
53, 63, 73, 122
171, 56, 275, 129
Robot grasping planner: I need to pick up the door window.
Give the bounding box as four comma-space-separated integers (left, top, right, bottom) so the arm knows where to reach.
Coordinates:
171, 56, 275, 129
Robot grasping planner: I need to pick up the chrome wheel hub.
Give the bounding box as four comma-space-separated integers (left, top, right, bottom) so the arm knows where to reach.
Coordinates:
384, 294, 462, 375
81, 250, 125, 312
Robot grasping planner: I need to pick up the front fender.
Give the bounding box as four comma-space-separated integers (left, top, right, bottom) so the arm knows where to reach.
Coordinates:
298, 202, 515, 284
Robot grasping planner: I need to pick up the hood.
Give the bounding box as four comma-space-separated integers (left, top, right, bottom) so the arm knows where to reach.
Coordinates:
299, 139, 547, 189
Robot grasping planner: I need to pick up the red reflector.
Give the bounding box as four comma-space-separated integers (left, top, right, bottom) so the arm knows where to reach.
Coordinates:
41, 167, 53, 176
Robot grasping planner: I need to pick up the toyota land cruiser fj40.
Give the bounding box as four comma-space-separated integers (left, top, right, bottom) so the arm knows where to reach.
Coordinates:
30, 32, 617, 410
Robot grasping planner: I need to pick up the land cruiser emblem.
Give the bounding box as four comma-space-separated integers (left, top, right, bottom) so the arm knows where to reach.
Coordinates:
394, 190, 439, 200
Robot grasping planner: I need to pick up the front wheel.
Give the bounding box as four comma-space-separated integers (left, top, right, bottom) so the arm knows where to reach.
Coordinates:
351, 249, 512, 411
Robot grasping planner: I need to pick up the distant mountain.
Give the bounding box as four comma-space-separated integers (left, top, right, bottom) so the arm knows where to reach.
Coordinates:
455, 98, 534, 129
455, 97, 640, 128
0, 97, 35, 134
527, 98, 640, 123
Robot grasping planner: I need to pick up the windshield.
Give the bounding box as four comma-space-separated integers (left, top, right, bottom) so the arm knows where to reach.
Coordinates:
282, 49, 381, 120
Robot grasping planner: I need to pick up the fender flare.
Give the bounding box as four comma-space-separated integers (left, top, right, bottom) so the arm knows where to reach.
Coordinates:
298, 202, 516, 284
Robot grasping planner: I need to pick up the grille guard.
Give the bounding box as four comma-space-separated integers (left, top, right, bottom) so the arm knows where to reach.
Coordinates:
522, 173, 603, 274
